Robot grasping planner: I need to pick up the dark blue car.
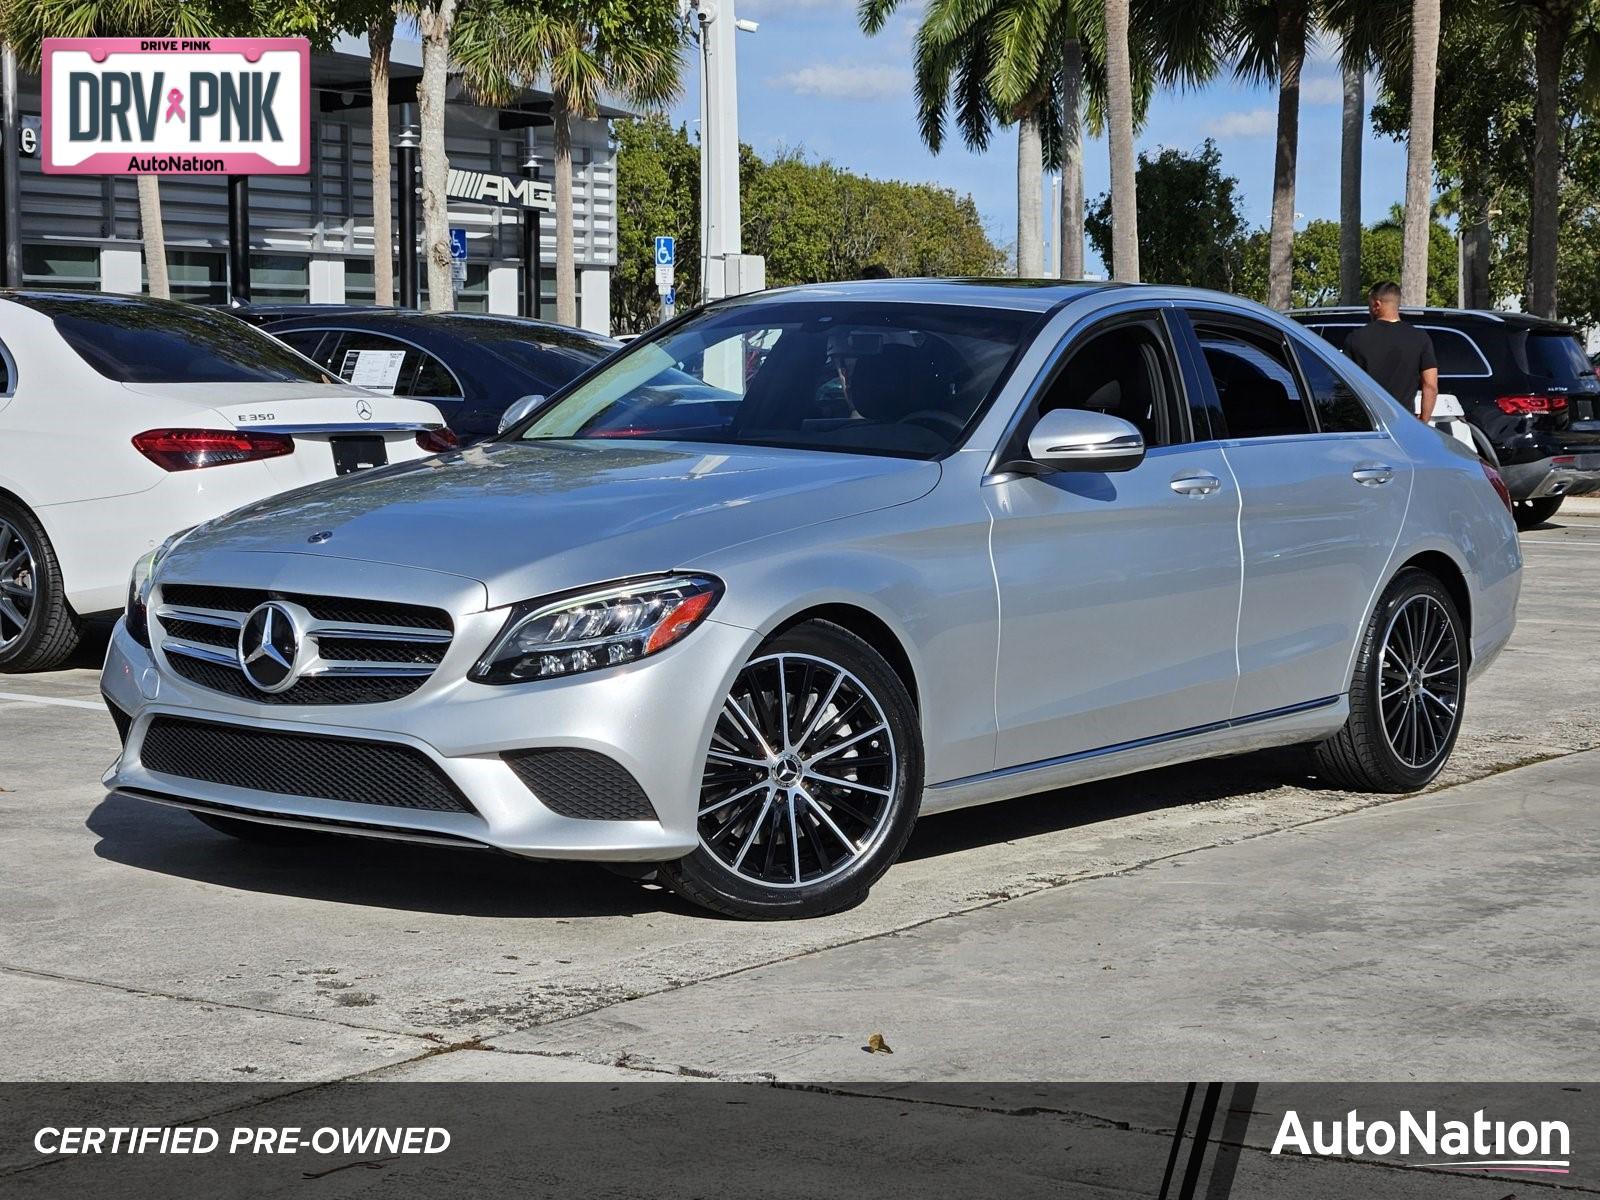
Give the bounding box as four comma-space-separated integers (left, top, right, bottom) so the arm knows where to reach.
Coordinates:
241, 307, 621, 441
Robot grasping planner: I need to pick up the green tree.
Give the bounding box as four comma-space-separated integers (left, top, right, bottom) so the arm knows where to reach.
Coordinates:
612, 114, 700, 332
457, 0, 686, 325
1085, 140, 1247, 289
1237, 209, 1459, 307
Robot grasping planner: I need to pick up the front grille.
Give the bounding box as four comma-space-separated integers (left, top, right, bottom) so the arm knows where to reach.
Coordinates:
502, 748, 659, 821
154, 583, 453, 705
139, 716, 474, 814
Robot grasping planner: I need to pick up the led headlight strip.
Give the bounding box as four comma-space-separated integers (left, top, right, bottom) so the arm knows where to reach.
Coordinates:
472, 575, 723, 684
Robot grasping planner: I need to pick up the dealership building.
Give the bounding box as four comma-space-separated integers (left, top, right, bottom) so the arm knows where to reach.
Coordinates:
15, 36, 624, 334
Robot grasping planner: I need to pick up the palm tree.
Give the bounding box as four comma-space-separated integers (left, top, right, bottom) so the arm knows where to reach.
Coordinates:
1233, 0, 1313, 310
1339, 57, 1363, 303
367, 5, 398, 306
410, 0, 460, 311
1400, 0, 1442, 305
456, 0, 684, 326
1104, 0, 1138, 279
0, 0, 225, 297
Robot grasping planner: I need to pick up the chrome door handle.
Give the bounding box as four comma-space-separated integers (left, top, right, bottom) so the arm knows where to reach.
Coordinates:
1170, 473, 1222, 496
1352, 465, 1395, 486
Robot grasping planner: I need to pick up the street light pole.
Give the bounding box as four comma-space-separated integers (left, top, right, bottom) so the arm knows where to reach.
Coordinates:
397, 107, 420, 309
521, 129, 542, 320
688, 0, 758, 302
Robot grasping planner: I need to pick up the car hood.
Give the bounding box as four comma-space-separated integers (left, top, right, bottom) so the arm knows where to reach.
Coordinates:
166, 440, 940, 608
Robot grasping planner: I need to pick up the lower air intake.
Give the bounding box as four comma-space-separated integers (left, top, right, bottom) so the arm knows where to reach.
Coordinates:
502, 748, 658, 821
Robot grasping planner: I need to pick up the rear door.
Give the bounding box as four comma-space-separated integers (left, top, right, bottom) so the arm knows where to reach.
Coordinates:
1179, 308, 1412, 718
984, 306, 1243, 767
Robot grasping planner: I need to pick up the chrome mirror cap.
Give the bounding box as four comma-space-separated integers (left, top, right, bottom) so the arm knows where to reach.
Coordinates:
497, 394, 547, 436
1025, 408, 1146, 473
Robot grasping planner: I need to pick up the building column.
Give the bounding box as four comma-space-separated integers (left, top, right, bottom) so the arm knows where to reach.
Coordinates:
487, 264, 518, 315
100, 245, 143, 295
578, 267, 610, 336
309, 257, 345, 304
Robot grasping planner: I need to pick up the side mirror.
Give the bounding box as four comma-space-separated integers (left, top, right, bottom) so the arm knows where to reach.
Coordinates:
1024, 408, 1146, 473
497, 394, 547, 436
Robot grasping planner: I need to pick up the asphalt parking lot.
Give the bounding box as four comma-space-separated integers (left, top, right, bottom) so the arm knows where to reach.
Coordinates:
4, 502, 1600, 1085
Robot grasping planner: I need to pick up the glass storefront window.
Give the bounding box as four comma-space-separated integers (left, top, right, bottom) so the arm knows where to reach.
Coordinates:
167, 250, 227, 305
249, 253, 310, 303
22, 244, 100, 290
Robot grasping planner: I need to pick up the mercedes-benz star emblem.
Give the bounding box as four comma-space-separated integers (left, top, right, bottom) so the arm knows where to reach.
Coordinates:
238, 602, 304, 693
356, 399, 373, 421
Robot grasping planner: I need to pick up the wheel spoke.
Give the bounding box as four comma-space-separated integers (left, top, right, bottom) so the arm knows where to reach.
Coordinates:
730, 791, 775, 871
786, 792, 802, 884
807, 722, 887, 763
0, 596, 27, 631
794, 670, 842, 751
803, 787, 860, 853
804, 770, 890, 798
706, 749, 769, 769
699, 780, 768, 817
722, 696, 773, 756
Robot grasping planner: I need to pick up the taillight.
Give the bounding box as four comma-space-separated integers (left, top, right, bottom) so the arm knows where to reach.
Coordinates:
1495, 394, 1567, 414
416, 427, 459, 453
1480, 461, 1514, 514
132, 428, 294, 471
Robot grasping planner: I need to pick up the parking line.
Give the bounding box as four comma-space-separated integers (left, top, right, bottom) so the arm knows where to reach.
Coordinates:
0, 691, 104, 712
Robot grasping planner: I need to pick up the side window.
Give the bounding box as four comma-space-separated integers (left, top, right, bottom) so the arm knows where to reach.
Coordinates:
1032, 318, 1180, 447
410, 351, 462, 399
1421, 327, 1489, 377
1313, 324, 1357, 352
275, 330, 329, 363
1295, 343, 1376, 433
1191, 320, 1312, 439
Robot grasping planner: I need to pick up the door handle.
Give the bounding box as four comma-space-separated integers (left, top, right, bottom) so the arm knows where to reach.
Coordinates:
1352, 465, 1395, 486
1170, 473, 1222, 496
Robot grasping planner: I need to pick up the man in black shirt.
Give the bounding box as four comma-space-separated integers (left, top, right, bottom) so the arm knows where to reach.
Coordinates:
1342, 280, 1438, 421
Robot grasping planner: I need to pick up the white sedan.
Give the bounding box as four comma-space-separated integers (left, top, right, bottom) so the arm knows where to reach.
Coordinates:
0, 292, 451, 672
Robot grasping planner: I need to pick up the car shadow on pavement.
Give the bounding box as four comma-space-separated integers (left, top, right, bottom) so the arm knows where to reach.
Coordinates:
902, 746, 1317, 863
85, 792, 688, 919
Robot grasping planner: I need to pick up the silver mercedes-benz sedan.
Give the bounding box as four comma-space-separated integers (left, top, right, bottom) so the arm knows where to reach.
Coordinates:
101, 280, 1522, 918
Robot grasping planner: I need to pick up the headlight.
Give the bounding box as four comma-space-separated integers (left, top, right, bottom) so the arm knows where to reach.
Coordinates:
472, 575, 722, 684
126, 529, 194, 648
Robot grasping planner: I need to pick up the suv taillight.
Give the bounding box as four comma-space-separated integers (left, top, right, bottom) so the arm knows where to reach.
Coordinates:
1481, 461, 1514, 514
1495, 394, 1567, 414
416, 427, 459, 453
132, 428, 294, 471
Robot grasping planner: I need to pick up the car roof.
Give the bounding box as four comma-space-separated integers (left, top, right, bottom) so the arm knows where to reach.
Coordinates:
1290, 305, 1579, 335
719, 277, 1124, 314
259, 308, 622, 346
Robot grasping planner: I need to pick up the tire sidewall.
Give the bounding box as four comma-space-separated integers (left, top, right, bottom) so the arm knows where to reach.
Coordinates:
1355, 570, 1467, 790
665, 621, 923, 919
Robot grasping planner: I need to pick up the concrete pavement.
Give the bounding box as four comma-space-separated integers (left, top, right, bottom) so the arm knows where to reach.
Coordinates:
2, 511, 1598, 1084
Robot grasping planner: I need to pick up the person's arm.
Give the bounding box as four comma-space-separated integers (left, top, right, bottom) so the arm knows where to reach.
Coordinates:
1417, 332, 1439, 422
1418, 367, 1439, 422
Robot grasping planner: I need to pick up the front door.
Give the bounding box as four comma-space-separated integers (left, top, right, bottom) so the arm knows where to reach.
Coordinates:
984, 310, 1244, 769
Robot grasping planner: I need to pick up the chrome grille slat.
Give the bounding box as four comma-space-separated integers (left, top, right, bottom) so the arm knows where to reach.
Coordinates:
154, 583, 455, 706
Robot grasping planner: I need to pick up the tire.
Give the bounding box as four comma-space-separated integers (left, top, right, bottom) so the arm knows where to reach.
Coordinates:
1312, 568, 1467, 793
657, 620, 923, 919
0, 498, 83, 673
1513, 496, 1563, 530
192, 812, 329, 845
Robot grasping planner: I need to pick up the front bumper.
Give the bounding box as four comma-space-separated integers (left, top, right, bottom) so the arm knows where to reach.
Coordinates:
101, 611, 760, 862
1498, 451, 1600, 500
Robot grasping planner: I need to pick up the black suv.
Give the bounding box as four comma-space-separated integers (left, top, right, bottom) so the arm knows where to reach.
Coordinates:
1292, 307, 1600, 528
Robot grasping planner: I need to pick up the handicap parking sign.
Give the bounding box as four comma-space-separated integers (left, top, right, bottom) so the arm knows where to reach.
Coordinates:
654, 236, 675, 267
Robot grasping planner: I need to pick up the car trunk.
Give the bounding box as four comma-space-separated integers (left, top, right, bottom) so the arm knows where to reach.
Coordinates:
122, 382, 446, 485
1515, 329, 1600, 437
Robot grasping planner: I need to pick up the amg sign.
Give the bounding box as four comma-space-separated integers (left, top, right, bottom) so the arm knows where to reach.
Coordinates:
446, 168, 554, 211
41, 38, 309, 175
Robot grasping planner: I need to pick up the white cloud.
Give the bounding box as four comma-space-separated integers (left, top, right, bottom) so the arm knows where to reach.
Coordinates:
1301, 74, 1344, 105
773, 62, 912, 100
1211, 108, 1277, 137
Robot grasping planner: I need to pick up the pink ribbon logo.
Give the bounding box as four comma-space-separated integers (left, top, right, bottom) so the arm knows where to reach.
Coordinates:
164, 88, 185, 123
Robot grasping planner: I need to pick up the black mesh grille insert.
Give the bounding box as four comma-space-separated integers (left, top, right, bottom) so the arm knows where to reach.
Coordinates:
139, 717, 474, 814
161, 584, 451, 631
159, 617, 236, 648
502, 749, 658, 821
164, 654, 426, 705
103, 694, 132, 746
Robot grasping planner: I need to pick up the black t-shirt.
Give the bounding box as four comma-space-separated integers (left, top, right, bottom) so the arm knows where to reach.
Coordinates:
1343, 319, 1437, 406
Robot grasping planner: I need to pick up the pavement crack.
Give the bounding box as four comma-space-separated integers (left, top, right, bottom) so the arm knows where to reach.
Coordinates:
0, 962, 440, 1044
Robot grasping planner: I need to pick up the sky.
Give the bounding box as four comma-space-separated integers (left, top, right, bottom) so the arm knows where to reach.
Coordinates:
667, 0, 1412, 275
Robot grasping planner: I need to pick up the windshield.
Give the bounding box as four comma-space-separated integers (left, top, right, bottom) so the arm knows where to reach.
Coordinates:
515, 301, 1040, 460
11, 293, 332, 384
